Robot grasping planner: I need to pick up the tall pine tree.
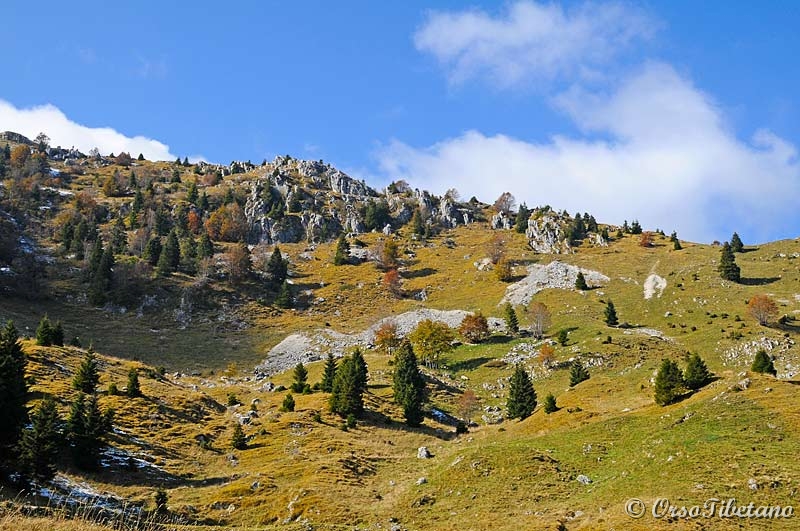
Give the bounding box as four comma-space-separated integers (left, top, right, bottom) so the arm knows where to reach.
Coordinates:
0, 321, 28, 454
604, 300, 619, 327
320, 353, 337, 393
503, 303, 519, 336
329, 353, 367, 418
654, 359, 685, 406
730, 232, 744, 253
718, 242, 741, 282
569, 360, 590, 387
684, 353, 712, 390
19, 396, 61, 480
333, 234, 350, 266
392, 342, 425, 427
73, 349, 100, 394
506, 365, 537, 420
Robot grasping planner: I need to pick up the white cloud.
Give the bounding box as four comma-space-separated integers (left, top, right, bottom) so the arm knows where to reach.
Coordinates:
414, 0, 654, 87
377, 63, 800, 243
0, 99, 177, 161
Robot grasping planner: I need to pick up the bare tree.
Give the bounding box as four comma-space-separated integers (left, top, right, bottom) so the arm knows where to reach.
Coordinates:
528, 302, 551, 339
493, 192, 516, 215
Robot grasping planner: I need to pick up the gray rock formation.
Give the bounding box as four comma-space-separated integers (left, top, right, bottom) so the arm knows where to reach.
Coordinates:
525, 212, 572, 254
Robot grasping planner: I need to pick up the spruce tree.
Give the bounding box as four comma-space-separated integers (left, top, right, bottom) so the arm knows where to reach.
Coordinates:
36, 314, 54, 346
604, 300, 619, 327
267, 246, 288, 286
654, 359, 685, 406
333, 233, 350, 265
87, 238, 104, 279
0, 321, 28, 452
199, 191, 210, 211
351, 348, 368, 394
231, 423, 247, 450
543, 393, 558, 414
274, 281, 292, 308
751, 350, 777, 376
514, 203, 530, 233
569, 360, 590, 387
198, 232, 214, 258
291, 362, 309, 393
670, 231, 682, 250
329, 354, 366, 418
684, 353, 712, 390
52, 320, 65, 347
126, 368, 142, 397
507, 365, 537, 420
320, 353, 337, 393
67, 393, 109, 470
89, 247, 115, 305
410, 208, 425, 236
281, 393, 295, 412
575, 271, 588, 291
73, 349, 100, 394
503, 303, 519, 336
144, 236, 162, 265
111, 216, 128, 254
730, 232, 744, 253
19, 396, 61, 480
186, 179, 199, 205
392, 342, 425, 427
718, 242, 741, 282
157, 230, 180, 275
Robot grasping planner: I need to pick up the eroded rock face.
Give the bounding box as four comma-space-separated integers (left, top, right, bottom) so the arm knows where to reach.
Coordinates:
525, 213, 572, 254
491, 212, 513, 230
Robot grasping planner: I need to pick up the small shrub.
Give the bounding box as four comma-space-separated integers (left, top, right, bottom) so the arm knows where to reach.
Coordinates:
281, 393, 296, 412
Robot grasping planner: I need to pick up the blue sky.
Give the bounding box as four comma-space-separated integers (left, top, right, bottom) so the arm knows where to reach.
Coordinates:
2, 1, 799, 243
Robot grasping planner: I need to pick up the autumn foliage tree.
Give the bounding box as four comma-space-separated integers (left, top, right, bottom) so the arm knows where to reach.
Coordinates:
382, 268, 402, 297
205, 203, 247, 242
486, 233, 506, 265
538, 344, 555, 366
747, 295, 778, 326
458, 313, 490, 343
639, 231, 654, 248
374, 322, 401, 355
408, 319, 455, 369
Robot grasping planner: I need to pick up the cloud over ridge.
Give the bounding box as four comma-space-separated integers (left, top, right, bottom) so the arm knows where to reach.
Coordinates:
0, 100, 177, 161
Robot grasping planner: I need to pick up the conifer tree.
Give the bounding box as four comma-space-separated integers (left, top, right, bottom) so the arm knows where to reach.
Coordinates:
575, 271, 588, 291
514, 203, 530, 233
267, 246, 288, 286
730, 232, 744, 253
73, 349, 100, 394
199, 190, 210, 211
36, 314, 54, 346
291, 363, 309, 393
351, 348, 368, 393
186, 179, 199, 204
231, 423, 247, 450
718, 242, 741, 282
281, 393, 295, 412
410, 208, 425, 236
333, 233, 350, 265
198, 232, 214, 258
543, 393, 558, 414
670, 231, 682, 250
126, 368, 142, 397
320, 353, 337, 393
157, 230, 180, 275
19, 396, 60, 480
51, 320, 65, 347
111, 216, 128, 254
684, 353, 713, 390
0, 321, 28, 452
569, 360, 590, 387
67, 393, 110, 470
503, 303, 519, 336
329, 354, 366, 418
751, 349, 777, 376
144, 235, 162, 265
654, 359, 685, 406
89, 247, 115, 305
507, 365, 537, 420
274, 281, 292, 308
392, 342, 425, 427
88, 238, 104, 278
604, 300, 619, 327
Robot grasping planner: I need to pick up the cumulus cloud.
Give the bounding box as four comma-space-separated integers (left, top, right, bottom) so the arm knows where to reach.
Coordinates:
414, 0, 654, 87
377, 63, 800, 243
0, 99, 177, 161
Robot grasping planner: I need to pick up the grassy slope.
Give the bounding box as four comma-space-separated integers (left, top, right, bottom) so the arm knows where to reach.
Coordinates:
3, 158, 800, 529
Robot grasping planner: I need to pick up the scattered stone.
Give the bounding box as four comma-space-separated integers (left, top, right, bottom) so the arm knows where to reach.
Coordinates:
748, 478, 758, 491
416, 477, 427, 485
417, 447, 432, 459
576, 475, 592, 485
500, 261, 609, 307
644, 274, 667, 299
